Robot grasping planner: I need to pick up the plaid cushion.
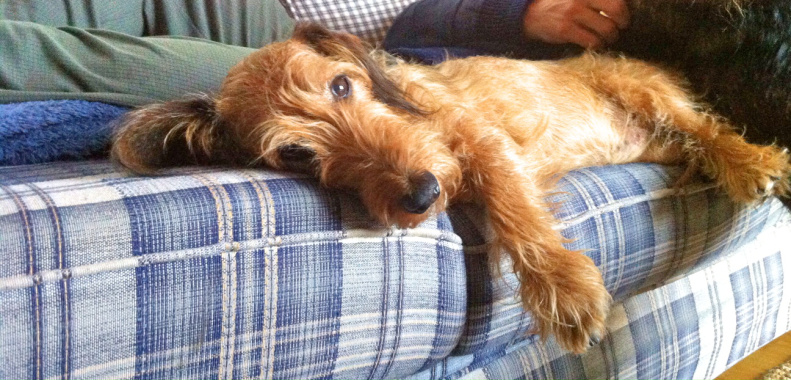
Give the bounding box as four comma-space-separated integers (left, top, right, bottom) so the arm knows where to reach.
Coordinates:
1, 159, 788, 379
0, 161, 466, 380
410, 215, 791, 379
279, 0, 419, 45
451, 164, 791, 355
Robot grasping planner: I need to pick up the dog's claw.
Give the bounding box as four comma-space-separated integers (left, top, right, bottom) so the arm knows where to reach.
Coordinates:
757, 178, 776, 196
589, 335, 601, 347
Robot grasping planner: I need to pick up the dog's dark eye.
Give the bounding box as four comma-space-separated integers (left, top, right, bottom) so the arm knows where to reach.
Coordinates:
330, 75, 352, 99
278, 144, 316, 162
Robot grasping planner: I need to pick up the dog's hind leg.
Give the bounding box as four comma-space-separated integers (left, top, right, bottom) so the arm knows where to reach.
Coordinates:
626, 88, 790, 203
579, 54, 791, 202
646, 113, 791, 203
463, 129, 611, 353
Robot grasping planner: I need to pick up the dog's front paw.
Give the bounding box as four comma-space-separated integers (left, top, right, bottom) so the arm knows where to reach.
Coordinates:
549, 288, 609, 354
519, 250, 611, 354
548, 272, 610, 353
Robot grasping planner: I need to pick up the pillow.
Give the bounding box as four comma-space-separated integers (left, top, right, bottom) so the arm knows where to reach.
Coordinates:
279, 0, 419, 45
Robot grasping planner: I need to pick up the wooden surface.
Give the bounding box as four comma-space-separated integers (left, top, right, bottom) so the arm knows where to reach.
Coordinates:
716, 332, 791, 380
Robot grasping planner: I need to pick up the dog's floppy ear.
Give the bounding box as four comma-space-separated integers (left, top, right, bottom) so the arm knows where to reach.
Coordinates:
293, 22, 428, 116
112, 94, 248, 173
293, 22, 367, 57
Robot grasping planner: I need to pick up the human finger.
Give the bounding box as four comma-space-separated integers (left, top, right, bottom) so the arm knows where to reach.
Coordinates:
573, 8, 619, 44
565, 24, 603, 49
588, 0, 630, 29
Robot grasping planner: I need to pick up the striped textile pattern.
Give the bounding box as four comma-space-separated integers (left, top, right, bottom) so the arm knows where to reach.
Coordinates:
411, 215, 791, 379
450, 164, 790, 355
0, 161, 466, 379
279, 0, 420, 45
1, 160, 788, 379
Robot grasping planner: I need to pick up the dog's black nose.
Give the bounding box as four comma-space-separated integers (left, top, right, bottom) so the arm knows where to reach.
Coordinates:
400, 172, 441, 214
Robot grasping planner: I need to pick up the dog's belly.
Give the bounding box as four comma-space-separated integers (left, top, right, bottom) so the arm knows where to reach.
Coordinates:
436, 54, 696, 177
517, 111, 656, 179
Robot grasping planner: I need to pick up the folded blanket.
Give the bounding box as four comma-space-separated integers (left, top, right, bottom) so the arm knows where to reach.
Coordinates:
0, 100, 129, 165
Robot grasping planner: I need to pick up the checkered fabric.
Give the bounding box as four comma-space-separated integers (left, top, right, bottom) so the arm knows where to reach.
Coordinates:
278, 0, 419, 45
1, 160, 789, 379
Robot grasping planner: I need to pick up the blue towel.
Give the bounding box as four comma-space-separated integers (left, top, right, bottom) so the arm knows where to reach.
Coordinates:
0, 100, 130, 165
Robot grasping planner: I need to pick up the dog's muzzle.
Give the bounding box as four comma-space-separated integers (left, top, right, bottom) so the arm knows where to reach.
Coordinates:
400, 172, 440, 214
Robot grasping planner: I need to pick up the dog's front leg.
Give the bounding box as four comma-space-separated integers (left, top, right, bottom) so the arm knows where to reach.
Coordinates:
465, 132, 611, 353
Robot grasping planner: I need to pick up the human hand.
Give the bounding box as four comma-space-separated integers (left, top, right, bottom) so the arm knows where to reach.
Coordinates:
523, 0, 630, 49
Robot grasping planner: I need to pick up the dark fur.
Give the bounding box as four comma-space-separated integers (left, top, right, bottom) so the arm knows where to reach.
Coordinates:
607, 0, 790, 148
111, 93, 251, 173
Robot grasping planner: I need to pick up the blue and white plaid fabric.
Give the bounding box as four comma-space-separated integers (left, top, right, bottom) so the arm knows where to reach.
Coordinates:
450, 164, 790, 355
1, 160, 789, 379
0, 162, 466, 379
412, 216, 791, 379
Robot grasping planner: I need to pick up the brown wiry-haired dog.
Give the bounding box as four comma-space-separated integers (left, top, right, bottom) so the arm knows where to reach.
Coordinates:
112, 23, 791, 353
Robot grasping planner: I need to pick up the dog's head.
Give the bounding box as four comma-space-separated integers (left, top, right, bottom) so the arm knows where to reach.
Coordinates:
112, 23, 461, 228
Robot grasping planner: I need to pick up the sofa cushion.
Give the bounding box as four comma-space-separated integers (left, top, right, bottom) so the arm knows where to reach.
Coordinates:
0, 161, 466, 380
410, 214, 791, 379
450, 163, 791, 355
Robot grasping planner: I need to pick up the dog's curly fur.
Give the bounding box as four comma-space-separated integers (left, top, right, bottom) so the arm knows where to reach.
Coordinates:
111, 23, 791, 353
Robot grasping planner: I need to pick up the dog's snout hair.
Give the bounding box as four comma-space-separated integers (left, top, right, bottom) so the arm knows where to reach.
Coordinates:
112, 22, 791, 354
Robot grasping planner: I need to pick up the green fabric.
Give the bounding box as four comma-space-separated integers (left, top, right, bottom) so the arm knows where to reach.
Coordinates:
0, 0, 294, 107
0, 1, 149, 37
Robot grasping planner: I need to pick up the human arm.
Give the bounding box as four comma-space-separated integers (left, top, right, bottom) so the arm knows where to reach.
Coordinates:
383, 0, 533, 60
523, 0, 629, 49
384, 0, 630, 62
